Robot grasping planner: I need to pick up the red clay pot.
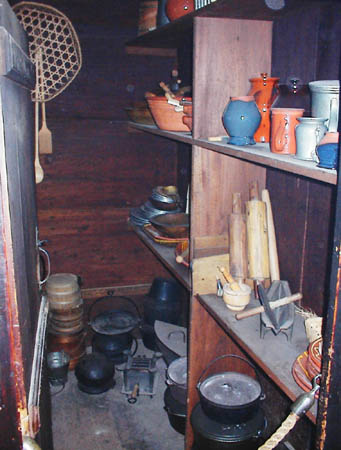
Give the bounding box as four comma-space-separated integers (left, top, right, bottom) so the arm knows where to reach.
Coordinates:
165, 0, 194, 21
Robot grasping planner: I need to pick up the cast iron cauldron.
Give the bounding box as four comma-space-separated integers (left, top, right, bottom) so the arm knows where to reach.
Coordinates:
197, 355, 264, 424
144, 277, 182, 326
89, 295, 140, 360
164, 387, 186, 435
191, 403, 266, 450
75, 352, 115, 394
166, 356, 187, 405
141, 277, 183, 351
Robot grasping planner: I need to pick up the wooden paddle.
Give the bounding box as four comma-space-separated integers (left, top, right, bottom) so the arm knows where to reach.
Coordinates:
38, 51, 53, 154
34, 51, 44, 183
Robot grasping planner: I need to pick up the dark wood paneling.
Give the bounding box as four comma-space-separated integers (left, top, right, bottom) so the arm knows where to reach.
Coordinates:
21, 0, 180, 289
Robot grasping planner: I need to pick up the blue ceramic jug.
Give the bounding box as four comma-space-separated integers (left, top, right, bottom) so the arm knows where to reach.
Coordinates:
222, 96, 261, 145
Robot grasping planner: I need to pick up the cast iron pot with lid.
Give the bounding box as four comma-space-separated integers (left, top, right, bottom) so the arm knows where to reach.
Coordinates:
197, 354, 265, 424
166, 356, 187, 405
191, 403, 266, 450
89, 295, 140, 360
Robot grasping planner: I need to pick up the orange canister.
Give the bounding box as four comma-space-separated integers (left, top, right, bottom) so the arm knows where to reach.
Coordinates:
248, 73, 279, 143
270, 108, 304, 154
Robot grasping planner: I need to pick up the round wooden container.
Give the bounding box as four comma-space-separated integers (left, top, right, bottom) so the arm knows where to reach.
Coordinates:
46, 273, 83, 311
49, 302, 84, 334
49, 320, 84, 336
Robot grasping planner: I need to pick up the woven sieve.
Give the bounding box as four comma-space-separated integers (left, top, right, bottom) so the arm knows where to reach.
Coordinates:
13, 2, 82, 101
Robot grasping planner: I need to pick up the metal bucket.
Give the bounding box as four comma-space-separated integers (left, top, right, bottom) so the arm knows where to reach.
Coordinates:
47, 351, 70, 386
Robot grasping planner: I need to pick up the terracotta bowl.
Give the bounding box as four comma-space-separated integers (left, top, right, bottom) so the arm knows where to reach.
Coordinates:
182, 115, 192, 131
146, 96, 192, 132
150, 212, 189, 238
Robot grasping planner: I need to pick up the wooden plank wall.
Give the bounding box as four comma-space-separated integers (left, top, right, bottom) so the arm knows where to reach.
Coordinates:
12, 0, 180, 290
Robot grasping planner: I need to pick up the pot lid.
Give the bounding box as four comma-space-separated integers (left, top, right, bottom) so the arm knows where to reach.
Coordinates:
191, 403, 266, 442
154, 320, 187, 357
90, 309, 139, 335
46, 273, 79, 294
167, 356, 187, 386
309, 80, 339, 93
199, 372, 261, 407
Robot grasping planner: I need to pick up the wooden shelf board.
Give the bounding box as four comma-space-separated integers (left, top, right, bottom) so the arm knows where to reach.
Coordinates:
132, 225, 191, 290
125, 0, 314, 52
128, 122, 337, 185
197, 293, 317, 423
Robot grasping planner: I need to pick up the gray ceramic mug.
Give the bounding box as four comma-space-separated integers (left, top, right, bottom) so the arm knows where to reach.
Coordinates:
309, 80, 339, 132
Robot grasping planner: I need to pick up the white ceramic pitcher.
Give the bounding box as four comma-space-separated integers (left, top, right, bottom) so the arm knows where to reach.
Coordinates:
295, 117, 328, 161
309, 80, 339, 132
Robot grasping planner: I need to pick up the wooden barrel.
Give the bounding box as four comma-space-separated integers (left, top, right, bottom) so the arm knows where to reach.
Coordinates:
46, 273, 83, 311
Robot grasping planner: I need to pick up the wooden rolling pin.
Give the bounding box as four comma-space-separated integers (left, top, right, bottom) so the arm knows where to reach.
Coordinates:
229, 192, 248, 282
235, 292, 302, 320
262, 188, 280, 282
246, 180, 270, 281
217, 266, 240, 291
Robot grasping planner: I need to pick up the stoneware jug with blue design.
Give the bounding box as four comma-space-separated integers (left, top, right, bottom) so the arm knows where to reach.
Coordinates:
222, 96, 261, 145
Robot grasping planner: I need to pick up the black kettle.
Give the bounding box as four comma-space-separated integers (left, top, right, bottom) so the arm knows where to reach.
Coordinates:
89, 295, 140, 362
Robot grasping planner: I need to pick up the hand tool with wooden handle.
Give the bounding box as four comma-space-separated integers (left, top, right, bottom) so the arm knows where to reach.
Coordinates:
235, 292, 302, 320
262, 188, 280, 281
159, 81, 176, 99
246, 180, 269, 281
217, 266, 240, 291
229, 192, 248, 281
39, 100, 53, 154
176, 247, 189, 264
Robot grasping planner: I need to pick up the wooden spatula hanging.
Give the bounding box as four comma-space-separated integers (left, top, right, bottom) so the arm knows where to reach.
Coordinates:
34, 50, 44, 184
38, 52, 52, 154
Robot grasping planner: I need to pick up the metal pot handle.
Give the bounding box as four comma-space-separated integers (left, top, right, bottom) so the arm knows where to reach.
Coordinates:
87, 293, 141, 324
196, 354, 265, 400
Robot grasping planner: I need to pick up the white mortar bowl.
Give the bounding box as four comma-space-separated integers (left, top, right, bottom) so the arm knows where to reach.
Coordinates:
223, 283, 251, 311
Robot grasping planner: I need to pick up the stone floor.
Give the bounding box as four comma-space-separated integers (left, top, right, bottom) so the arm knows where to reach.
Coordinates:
50, 341, 185, 450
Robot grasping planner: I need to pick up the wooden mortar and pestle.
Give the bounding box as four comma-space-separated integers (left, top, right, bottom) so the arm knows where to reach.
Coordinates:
218, 266, 251, 311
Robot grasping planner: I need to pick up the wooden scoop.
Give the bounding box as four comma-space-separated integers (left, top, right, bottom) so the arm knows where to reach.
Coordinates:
217, 266, 240, 291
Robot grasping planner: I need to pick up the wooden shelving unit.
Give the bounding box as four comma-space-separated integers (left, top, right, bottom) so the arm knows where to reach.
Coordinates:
126, 1, 340, 448
129, 122, 337, 185
133, 225, 190, 290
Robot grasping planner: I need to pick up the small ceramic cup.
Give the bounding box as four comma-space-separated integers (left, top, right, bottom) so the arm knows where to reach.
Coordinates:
316, 143, 339, 169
